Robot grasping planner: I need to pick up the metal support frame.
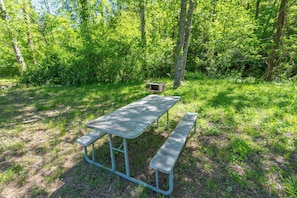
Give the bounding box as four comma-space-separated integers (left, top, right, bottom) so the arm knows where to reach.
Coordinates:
154, 170, 174, 195
82, 135, 174, 196
167, 110, 169, 128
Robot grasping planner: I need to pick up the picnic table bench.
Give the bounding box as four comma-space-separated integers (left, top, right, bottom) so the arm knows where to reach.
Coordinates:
77, 130, 106, 163
150, 112, 198, 195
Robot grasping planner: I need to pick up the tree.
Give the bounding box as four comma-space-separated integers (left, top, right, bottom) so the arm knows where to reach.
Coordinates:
255, 0, 261, 18
79, 0, 91, 43
139, 0, 147, 76
23, 0, 36, 65
173, 0, 195, 89
140, 0, 146, 47
180, 0, 195, 81
0, 0, 27, 72
265, 0, 288, 81
2, 0, 294, 84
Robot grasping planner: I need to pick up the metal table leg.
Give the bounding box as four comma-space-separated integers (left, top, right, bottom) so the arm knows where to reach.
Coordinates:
123, 138, 130, 177
108, 134, 116, 171
166, 110, 169, 128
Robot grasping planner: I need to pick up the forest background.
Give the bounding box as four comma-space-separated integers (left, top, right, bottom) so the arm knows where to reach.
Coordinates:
0, 0, 296, 85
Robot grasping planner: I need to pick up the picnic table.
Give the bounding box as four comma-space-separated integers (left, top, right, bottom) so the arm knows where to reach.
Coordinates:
77, 94, 197, 195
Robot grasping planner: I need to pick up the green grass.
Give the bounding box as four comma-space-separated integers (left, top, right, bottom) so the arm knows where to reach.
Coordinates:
0, 164, 24, 184
0, 77, 296, 197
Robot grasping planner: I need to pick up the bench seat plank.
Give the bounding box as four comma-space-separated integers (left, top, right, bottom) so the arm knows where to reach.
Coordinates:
77, 130, 106, 147
150, 112, 197, 174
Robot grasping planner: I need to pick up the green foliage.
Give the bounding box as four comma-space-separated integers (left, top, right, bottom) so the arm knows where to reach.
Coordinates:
0, 164, 24, 184
20, 45, 80, 85
283, 176, 297, 197
0, 65, 19, 78
1, 0, 297, 83
0, 2, 20, 77
19, 10, 147, 85
227, 139, 254, 162
190, 0, 264, 78
145, 37, 175, 78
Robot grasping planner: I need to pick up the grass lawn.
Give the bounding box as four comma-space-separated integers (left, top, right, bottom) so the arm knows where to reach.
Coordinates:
0, 77, 296, 197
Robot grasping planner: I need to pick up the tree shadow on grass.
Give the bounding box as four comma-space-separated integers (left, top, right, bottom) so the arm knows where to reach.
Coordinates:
196, 86, 296, 197
173, 132, 289, 197
51, 124, 292, 198
50, 117, 296, 197
0, 82, 151, 197
207, 87, 253, 111
0, 82, 148, 128
206, 84, 293, 112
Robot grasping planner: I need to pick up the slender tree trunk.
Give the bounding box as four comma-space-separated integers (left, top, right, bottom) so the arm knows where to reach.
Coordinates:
23, 0, 36, 65
255, 0, 261, 19
174, 0, 195, 89
173, 0, 187, 89
79, 0, 91, 44
0, 0, 27, 71
12, 38, 27, 71
140, 0, 146, 47
265, 0, 288, 81
181, 0, 195, 81
139, 0, 147, 77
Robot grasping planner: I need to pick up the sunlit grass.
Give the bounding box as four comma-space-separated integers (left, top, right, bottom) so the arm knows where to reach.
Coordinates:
0, 78, 17, 84
0, 164, 24, 184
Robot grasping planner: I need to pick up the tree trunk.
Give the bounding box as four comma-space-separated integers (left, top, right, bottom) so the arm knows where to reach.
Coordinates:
173, 0, 187, 89
181, 0, 195, 81
255, 0, 261, 19
174, 0, 195, 89
140, 0, 146, 47
265, 0, 287, 81
23, 0, 36, 65
211, 0, 217, 22
0, 0, 27, 71
12, 38, 27, 71
79, 0, 91, 44
139, 0, 147, 77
